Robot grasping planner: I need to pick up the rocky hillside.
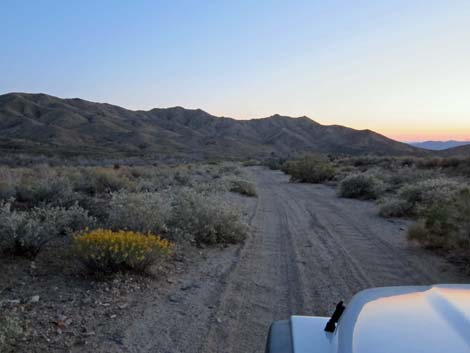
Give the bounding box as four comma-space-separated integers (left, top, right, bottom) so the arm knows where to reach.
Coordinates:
0, 92, 424, 159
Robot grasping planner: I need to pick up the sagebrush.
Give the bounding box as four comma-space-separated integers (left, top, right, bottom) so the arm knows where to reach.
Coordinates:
0, 202, 95, 257
168, 189, 248, 244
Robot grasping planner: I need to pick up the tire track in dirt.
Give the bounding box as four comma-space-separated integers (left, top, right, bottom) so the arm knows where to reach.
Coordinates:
203, 168, 467, 352
202, 176, 305, 353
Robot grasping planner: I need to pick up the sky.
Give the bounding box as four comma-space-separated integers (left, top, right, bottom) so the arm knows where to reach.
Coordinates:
1, 0, 469, 142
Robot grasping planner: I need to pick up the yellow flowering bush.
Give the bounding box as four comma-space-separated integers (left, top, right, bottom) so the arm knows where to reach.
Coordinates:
74, 229, 172, 273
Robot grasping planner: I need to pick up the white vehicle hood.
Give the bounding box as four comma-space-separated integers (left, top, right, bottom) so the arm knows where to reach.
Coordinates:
291, 284, 470, 353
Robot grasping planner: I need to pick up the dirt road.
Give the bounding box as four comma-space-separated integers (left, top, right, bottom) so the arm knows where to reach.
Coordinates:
103, 167, 467, 353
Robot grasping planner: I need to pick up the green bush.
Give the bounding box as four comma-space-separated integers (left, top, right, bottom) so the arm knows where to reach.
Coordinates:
283, 156, 336, 183
338, 173, 383, 200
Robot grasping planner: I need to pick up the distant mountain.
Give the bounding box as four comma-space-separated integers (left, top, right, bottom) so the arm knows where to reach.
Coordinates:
409, 140, 470, 151
0, 92, 425, 159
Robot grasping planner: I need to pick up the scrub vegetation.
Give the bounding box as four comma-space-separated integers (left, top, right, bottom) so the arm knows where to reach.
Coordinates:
281, 156, 336, 183
0, 162, 253, 261
280, 155, 470, 265
0, 161, 256, 351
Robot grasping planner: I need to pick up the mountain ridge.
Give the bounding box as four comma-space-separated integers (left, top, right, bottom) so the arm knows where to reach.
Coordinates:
409, 140, 470, 151
0, 92, 426, 159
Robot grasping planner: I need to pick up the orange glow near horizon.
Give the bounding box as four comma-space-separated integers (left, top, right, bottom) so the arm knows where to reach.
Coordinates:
327, 120, 470, 142
380, 129, 470, 143
305, 118, 470, 143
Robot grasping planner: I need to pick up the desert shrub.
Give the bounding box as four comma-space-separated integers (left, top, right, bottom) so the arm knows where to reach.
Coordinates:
407, 221, 431, 244
385, 167, 435, 192
414, 157, 470, 173
408, 203, 460, 249
0, 181, 16, 200
440, 157, 462, 169
129, 164, 229, 192
378, 198, 413, 218
338, 173, 383, 200
453, 188, 470, 240
168, 189, 248, 244
77, 168, 135, 194
424, 205, 455, 237
407, 187, 470, 251
408, 215, 452, 250
0, 313, 23, 351
398, 157, 418, 167
219, 164, 241, 176
107, 191, 170, 235
0, 202, 95, 257
16, 174, 75, 206
229, 179, 257, 197
283, 156, 336, 183
75, 195, 109, 221
398, 178, 460, 215
74, 229, 172, 273
93, 168, 136, 193
332, 165, 356, 181
174, 169, 192, 186
242, 160, 259, 167
136, 178, 157, 192
458, 163, 470, 178
264, 158, 286, 170
0, 168, 17, 200
416, 157, 443, 169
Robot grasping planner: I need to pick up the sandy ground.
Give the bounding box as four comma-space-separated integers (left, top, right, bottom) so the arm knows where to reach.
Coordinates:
93, 167, 468, 353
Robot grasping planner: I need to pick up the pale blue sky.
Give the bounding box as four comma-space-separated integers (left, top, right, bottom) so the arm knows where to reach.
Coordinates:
1, 0, 469, 140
